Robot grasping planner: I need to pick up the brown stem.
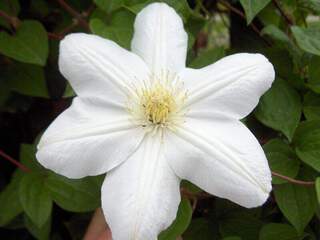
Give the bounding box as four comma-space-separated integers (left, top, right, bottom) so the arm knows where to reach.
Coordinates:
59, 20, 78, 35
191, 198, 198, 212
181, 188, 212, 200
47, 20, 78, 40
181, 172, 315, 201
0, 9, 12, 22
84, 208, 112, 240
271, 171, 314, 186
0, 9, 20, 28
0, 149, 31, 173
56, 0, 90, 31
219, 0, 272, 46
272, 0, 293, 25
82, 3, 96, 18
47, 32, 63, 40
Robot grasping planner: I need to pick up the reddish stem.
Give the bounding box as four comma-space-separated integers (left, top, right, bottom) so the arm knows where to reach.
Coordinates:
56, 0, 90, 31
0, 9, 12, 22
48, 32, 63, 40
0, 9, 20, 28
0, 149, 31, 173
219, 0, 272, 46
271, 171, 314, 186
272, 0, 293, 25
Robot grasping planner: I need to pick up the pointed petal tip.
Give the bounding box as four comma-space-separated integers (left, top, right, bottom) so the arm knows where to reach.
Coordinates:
60, 32, 89, 45
59, 33, 97, 58
132, 1, 188, 73
240, 53, 276, 93
252, 53, 276, 86
137, 2, 176, 14
245, 179, 272, 208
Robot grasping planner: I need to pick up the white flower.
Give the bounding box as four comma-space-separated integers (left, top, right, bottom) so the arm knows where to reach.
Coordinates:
36, 2, 275, 240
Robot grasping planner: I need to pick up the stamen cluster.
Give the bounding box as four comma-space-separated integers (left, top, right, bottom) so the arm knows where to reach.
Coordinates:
140, 82, 175, 125
127, 72, 187, 130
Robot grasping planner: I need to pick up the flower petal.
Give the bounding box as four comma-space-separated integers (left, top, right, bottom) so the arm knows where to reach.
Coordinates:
36, 97, 144, 178
180, 53, 275, 119
131, 3, 188, 75
165, 115, 272, 208
102, 133, 180, 240
59, 33, 150, 100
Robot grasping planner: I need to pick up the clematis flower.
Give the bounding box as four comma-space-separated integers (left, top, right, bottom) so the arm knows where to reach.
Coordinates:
36, 2, 275, 240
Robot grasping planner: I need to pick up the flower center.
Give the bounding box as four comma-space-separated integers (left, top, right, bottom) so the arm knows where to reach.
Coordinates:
127, 72, 187, 129
141, 83, 175, 125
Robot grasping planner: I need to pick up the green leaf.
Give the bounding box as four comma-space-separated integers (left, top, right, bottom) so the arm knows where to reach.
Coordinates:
293, 120, 320, 172
19, 173, 52, 228
291, 26, 320, 56
24, 214, 51, 240
63, 83, 76, 98
181, 180, 202, 194
257, 4, 280, 26
183, 218, 213, 240
315, 177, 320, 205
4, 63, 48, 98
264, 48, 293, 79
316, 177, 320, 205
303, 92, 320, 120
259, 223, 300, 240
90, 9, 135, 49
0, 20, 48, 66
189, 47, 225, 68
220, 211, 262, 240
298, 0, 320, 16
94, 0, 124, 13
240, 0, 271, 24
263, 139, 300, 184
223, 237, 242, 240
123, 0, 191, 22
46, 173, 103, 212
0, 170, 23, 226
20, 143, 44, 171
159, 199, 192, 240
307, 56, 320, 93
255, 79, 302, 141
261, 25, 290, 43
274, 183, 316, 234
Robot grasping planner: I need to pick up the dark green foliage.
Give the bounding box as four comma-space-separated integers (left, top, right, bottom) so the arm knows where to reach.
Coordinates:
0, 0, 320, 239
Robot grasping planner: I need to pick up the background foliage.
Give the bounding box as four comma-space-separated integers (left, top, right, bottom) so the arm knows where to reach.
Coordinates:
0, 0, 320, 239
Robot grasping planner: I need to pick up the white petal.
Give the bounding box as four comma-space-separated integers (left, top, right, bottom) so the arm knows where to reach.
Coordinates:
36, 97, 144, 178
180, 53, 275, 119
165, 115, 272, 208
59, 33, 150, 100
102, 133, 181, 240
131, 3, 188, 75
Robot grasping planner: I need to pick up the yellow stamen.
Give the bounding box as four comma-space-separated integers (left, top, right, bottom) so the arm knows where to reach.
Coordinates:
127, 71, 187, 130
140, 82, 176, 125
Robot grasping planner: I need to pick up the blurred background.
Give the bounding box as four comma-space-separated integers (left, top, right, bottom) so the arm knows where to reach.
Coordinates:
0, 0, 320, 239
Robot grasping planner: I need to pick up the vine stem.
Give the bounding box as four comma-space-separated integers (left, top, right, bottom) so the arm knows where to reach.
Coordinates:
0, 147, 316, 186
271, 171, 314, 186
0, 149, 31, 173
0, 9, 12, 23
181, 171, 316, 200
219, 0, 272, 46
0, 9, 20, 28
56, 0, 90, 31
0, 4, 91, 40
272, 0, 293, 26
